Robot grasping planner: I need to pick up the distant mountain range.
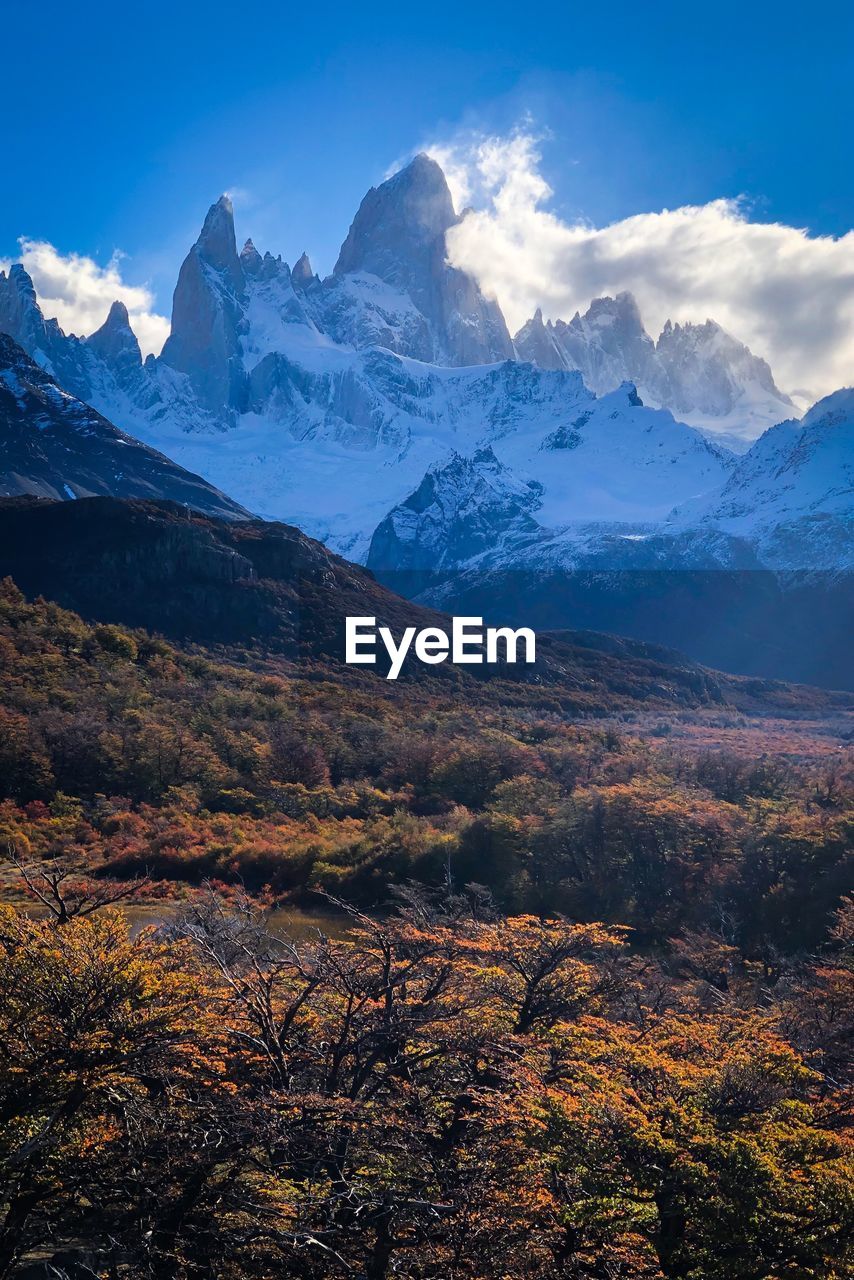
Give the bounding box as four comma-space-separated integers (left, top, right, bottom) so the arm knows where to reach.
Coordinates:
0, 153, 850, 685
514, 294, 795, 445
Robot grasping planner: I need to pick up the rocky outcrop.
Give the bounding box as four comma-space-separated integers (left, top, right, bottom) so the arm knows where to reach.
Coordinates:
239, 238, 264, 276
368, 447, 543, 576
0, 263, 55, 357
291, 251, 317, 290
0, 264, 103, 403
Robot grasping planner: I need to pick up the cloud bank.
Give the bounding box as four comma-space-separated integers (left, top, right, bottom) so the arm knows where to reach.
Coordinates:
430, 131, 854, 403
2, 240, 170, 358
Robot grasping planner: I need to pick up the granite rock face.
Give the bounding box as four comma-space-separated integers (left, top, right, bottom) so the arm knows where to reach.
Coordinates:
328, 154, 514, 365
86, 301, 144, 393
160, 195, 248, 418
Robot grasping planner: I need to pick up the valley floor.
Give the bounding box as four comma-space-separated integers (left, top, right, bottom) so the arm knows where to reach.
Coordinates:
0, 581, 851, 1278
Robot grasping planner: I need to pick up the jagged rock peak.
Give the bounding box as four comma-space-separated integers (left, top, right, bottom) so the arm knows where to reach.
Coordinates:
196, 195, 241, 283
291, 251, 315, 289
160, 193, 246, 413
577, 291, 645, 332
240, 238, 263, 275
394, 151, 455, 204
103, 300, 130, 329
513, 306, 569, 371
87, 300, 142, 369
7, 262, 38, 298
0, 264, 43, 328
333, 152, 456, 279
0, 264, 52, 354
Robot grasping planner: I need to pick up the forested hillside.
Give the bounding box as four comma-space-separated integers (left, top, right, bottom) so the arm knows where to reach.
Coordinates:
0, 577, 850, 952
0, 576, 851, 1278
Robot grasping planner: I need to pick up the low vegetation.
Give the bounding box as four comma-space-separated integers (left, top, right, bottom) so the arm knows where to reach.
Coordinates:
0, 578, 851, 1276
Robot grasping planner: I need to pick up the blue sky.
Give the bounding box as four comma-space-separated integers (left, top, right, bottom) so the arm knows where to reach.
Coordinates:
2, 0, 853, 395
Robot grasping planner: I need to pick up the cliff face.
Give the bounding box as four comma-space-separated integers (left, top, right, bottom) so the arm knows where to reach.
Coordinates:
331, 153, 514, 366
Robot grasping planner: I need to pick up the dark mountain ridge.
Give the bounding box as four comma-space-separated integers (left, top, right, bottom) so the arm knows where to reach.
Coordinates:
0, 333, 248, 519
0, 496, 848, 719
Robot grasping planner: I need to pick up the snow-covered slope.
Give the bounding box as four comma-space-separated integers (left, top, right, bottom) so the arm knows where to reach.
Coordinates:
671, 388, 854, 568
0, 151, 847, 591
0, 159, 737, 564
515, 293, 794, 446
0, 333, 248, 518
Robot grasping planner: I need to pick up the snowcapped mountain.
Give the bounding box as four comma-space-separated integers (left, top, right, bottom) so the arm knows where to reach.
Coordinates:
317, 154, 514, 366
0, 154, 742, 565
514, 293, 794, 446
369, 379, 852, 580
0, 151, 848, 606
0, 156, 738, 565
368, 447, 545, 575
0, 332, 247, 517
671, 388, 854, 569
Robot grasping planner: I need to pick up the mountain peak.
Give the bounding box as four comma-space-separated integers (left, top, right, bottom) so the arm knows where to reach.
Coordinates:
160, 194, 246, 414
514, 307, 569, 371
801, 385, 854, 430
0, 264, 52, 356
333, 154, 456, 283
87, 300, 142, 373
291, 251, 315, 289
582, 291, 645, 334
329, 153, 512, 364
196, 195, 241, 282
396, 151, 452, 195
2, 263, 41, 318
240, 238, 263, 275
105, 299, 130, 328
7, 262, 37, 294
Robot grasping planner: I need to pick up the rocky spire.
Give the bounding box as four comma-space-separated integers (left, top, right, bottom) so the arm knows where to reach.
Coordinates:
0, 263, 51, 354
240, 238, 263, 276
159, 195, 248, 418
514, 307, 569, 371
196, 195, 242, 288
291, 251, 315, 290
334, 153, 456, 298
87, 300, 143, 382
331, 153, 513, 365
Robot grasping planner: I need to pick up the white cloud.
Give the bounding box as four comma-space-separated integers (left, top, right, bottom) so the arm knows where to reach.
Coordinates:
2, 239, 170, 358
428, 130, 854, 403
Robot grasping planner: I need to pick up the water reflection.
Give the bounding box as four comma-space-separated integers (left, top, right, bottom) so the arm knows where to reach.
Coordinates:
6, 900, 353, 941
